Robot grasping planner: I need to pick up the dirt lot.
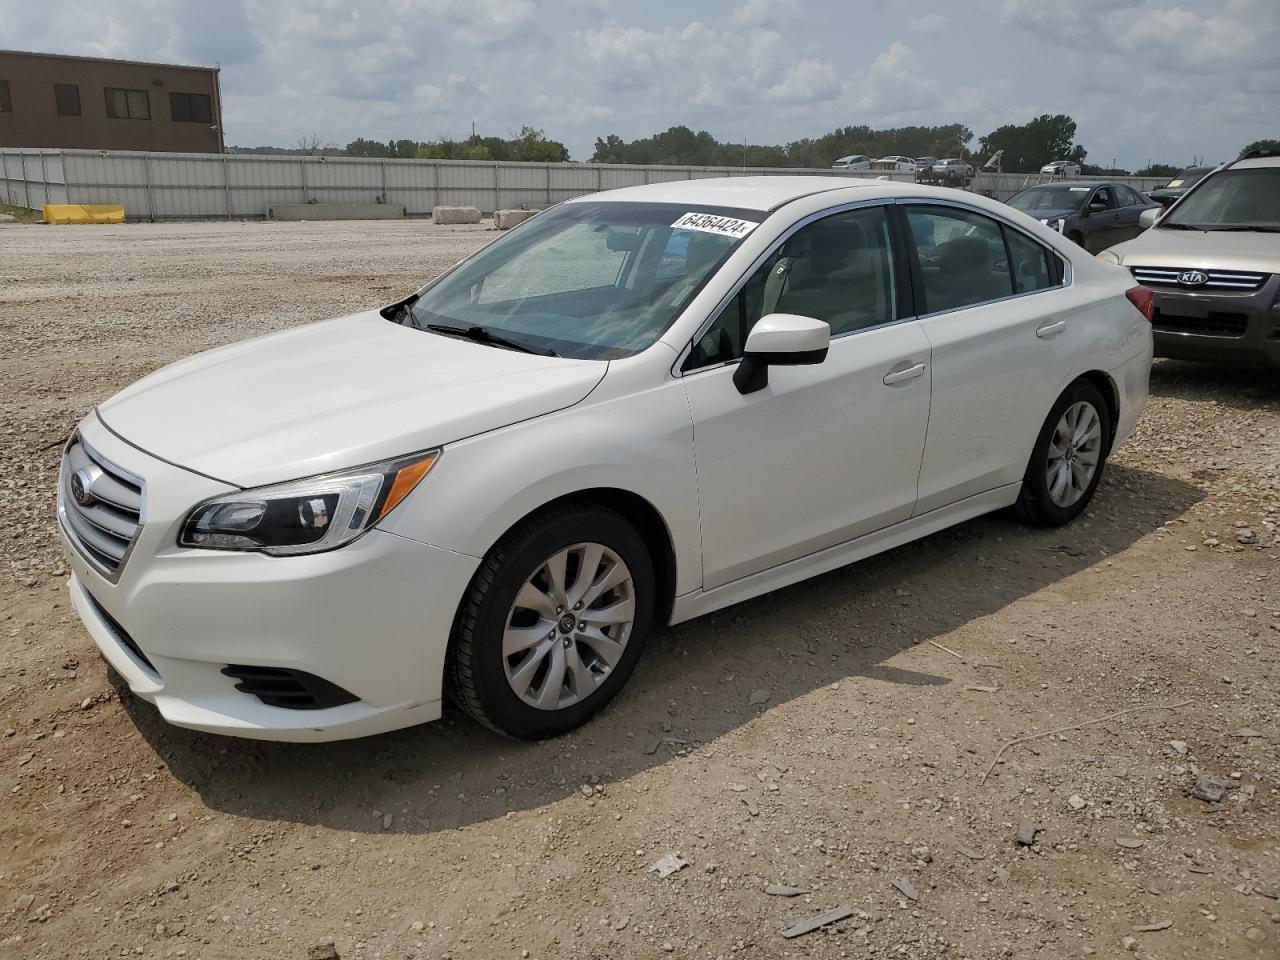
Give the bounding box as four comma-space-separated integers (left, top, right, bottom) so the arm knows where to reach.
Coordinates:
1, 219, 1278, 959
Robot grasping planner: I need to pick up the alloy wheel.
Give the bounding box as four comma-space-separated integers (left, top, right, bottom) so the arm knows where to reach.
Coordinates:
1046, 400, 1102, 508
502, 542, 636, 711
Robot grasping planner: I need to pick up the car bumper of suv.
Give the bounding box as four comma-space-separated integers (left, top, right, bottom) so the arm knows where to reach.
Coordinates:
59, 413, 480, 742
1147, 276, 1280, 367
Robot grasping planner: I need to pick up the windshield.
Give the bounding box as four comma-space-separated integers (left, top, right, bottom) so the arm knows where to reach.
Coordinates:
407, 201, 759, 359
1008, 186, 1087, 212
1166, 167, 1210, 189
1162, 168, 1280, 231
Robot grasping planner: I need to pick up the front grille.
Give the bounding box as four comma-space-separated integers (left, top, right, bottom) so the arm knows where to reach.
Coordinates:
59, 434, 145, 579
1131, 266, 1268, 291
1153, 309, 1249, 338
221, 665, 359, 711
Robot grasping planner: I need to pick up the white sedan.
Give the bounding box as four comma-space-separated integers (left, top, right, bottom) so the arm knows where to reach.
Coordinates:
59, 177, 1153, 742
875, 156, 917, 171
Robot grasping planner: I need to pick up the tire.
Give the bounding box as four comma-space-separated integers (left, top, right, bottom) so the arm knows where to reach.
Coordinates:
1012, 379, 1112, 527
445, 502, 654, 739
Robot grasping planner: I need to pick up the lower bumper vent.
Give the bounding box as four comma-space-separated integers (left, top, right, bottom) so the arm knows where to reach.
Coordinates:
221, 665, 359, 710
86, 591, 158, 677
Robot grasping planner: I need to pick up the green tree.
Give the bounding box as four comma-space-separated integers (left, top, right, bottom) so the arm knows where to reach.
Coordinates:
508, 127, 570, 162
1134, 163, 1180, 178
978, 115, 1086, 173
1240, 139, 1280, 157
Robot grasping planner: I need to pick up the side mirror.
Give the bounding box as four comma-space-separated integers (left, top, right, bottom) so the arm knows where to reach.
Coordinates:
1139, 207, 1161, 229
1087, 199, 1107, 213
733, 313, 830, 395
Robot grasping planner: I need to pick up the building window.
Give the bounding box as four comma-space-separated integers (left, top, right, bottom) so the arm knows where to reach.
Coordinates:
105, 87, 150, 120
0, 79, 11, 113
55, 83, 81, 117
169, 91, 212, 123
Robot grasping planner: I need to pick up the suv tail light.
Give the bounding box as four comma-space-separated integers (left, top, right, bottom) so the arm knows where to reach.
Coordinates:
1126, 285, 1155, 322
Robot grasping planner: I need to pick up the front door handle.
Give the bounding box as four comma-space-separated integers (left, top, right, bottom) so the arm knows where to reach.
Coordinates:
882, 361, 927, 385
1036, 319, 1067, 339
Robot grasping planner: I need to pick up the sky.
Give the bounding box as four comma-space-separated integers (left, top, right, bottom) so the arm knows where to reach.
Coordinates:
2, 0, 1277, 168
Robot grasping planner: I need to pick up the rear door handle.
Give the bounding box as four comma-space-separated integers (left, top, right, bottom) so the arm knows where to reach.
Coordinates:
882, 361, 927, 385
1036, 319, 1067, 339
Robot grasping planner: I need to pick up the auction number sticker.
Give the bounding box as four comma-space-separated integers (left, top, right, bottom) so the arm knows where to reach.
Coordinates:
671, 212, 758, 239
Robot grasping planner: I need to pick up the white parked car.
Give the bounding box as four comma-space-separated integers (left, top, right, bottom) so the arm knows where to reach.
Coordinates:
831, 154, 872, 171
59, 177, 1153, 742
932, 158, 974, 179
875, 156, 916, 172
1042, 160, 1082, 178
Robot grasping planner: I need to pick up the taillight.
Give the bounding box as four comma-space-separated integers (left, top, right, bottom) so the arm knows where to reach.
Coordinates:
1125, 285, 1155, 322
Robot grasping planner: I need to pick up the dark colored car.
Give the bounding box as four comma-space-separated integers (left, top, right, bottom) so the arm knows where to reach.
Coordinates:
1147, 166, 1214, 209
1005, 181, 1160, 253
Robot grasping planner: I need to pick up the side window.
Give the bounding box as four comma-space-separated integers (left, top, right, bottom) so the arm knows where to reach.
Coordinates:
1005, 227, 1057, 294
684, 206, 897, 370
1093, 186, 1116, 209
1117, 184, 1143, 207
905, 206, 1014, 313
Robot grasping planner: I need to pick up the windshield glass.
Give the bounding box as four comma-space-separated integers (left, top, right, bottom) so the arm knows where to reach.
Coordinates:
407, 201, 759, 359
1167, 168, 1210, 188
1008, 186, 1087, 212
1162, 168, 1280, 230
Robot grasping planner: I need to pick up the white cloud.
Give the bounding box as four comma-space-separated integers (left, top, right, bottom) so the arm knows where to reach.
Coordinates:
765, 59, 842, 103
728, 0, 798, 27
908, 13, 947, 33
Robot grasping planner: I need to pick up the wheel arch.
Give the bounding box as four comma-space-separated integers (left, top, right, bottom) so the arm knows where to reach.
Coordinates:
464, 486, 680, 628
1076, 369, 1120, 450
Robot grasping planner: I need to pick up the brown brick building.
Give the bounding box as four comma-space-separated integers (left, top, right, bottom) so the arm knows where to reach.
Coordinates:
0, 50, 223, 153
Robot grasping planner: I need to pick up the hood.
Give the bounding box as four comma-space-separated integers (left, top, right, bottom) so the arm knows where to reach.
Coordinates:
1027, 208, 1078, 224
1109, 227, 1280, 274
97, 311, 607, 487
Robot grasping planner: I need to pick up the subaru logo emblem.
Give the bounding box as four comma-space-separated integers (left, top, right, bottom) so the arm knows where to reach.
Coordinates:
1177, 270, 1208, 287
70, 468, 96, 506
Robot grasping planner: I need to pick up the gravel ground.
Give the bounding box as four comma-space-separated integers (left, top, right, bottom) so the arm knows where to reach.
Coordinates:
1, 219, 1278, 959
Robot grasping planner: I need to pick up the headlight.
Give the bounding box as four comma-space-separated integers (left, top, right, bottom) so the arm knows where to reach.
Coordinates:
1095, 250, 1121, 265
180, 450, 438, 556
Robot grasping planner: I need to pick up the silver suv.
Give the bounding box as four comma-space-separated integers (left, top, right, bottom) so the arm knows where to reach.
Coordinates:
1099, 150, 1280, 367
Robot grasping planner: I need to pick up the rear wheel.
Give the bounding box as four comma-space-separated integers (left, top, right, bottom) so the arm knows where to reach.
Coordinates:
446, 503, 654, 739
1013, 379, 1112, 527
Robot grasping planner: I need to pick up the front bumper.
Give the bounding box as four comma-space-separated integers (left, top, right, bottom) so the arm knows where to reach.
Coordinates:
59, 413, 480, 742
1146, 275, 1280, 367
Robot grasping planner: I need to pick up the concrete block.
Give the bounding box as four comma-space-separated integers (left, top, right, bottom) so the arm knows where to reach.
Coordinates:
494, 208, 538, 230
43, 203, 125, 224
268, 203, 405, 221
432, 205, 482, 225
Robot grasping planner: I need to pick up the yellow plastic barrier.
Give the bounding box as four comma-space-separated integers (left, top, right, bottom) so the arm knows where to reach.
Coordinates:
42, 204, 125, 224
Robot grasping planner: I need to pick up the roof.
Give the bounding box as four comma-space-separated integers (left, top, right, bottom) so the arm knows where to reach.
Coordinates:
1020, 180, 1111, 190
574, 175, 885, 212
0, 48, 219, 73
1233, 156, 1280, 170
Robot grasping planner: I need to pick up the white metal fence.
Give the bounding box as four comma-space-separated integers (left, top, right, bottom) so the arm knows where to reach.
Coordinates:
0, 148, 1169, 220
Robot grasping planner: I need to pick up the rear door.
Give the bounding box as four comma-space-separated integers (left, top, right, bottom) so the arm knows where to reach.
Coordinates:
1111, 184, 1153, 244
902, 203, 1081, 513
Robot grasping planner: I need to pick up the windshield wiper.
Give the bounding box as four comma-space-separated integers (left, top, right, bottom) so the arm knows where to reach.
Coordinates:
423, 322, 559, 357
1198, 225, 1280, 233
1158, 222, 1204, 231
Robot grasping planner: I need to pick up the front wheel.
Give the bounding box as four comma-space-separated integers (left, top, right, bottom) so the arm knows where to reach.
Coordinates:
446, 503, 654, 739
1013, 379, 1112, 527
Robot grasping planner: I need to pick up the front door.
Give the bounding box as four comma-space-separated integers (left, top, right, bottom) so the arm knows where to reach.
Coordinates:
679, 204, 932, 589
